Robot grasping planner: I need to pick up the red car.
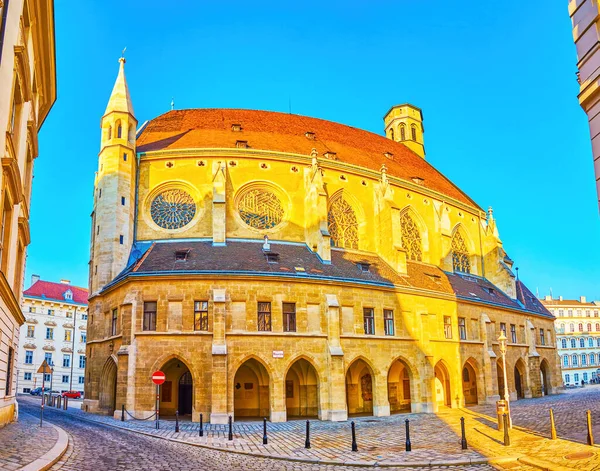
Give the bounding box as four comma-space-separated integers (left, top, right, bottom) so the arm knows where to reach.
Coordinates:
61, 390, 82, 399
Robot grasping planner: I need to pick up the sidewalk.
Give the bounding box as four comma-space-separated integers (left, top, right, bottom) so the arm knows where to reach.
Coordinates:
0, 410, 68, 471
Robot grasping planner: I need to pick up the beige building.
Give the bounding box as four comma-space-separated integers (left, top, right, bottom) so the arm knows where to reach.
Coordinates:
0, 0, 56, 426
18, 277, 88, 394
83, 59, 560, 424
569, 0, 600, 209
542, 295, 600, 385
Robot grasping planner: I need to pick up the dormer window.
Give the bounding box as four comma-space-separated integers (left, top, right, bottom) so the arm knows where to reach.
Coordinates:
232, 124, 242, 132
356, 262, 370, 272
384, 152, 394, 160
323, 151, 337, 160
64, 290, 73, 301
264, 252, 279, 264
175, 250, 190, 261
411, 176, 424, 185
483, 287, 495, 296
305, 131, 316, 140
236, 140, 248, 148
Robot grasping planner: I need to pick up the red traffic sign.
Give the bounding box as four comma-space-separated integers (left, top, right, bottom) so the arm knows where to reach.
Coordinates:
152, 371, 166, 385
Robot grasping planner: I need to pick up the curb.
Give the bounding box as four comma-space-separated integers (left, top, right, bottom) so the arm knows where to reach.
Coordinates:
17, 413, 69, 471
41, 406, 510, 468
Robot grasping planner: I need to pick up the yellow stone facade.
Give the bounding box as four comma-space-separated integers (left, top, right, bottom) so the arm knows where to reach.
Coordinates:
84, 60, 560, 423
0, 0, 56, 426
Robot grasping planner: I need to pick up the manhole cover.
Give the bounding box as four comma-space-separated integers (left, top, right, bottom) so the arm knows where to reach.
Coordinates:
565, 452, 595, 460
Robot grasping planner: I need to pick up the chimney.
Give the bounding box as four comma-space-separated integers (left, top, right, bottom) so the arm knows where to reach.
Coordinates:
262, 235, 270, 252
559, 296, 563, 301
544, 295, 552, 301
31, 274, 40, 286
580, 296, 587, 303
60, 279, 71, 285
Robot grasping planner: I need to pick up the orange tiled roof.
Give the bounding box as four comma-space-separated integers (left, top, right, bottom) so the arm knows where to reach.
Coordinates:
136, 109, 480, 208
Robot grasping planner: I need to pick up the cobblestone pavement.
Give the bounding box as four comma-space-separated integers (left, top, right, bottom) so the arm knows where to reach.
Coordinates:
0, 410, 58, 470
14, 401, 501, 471
469, 384, 600, 444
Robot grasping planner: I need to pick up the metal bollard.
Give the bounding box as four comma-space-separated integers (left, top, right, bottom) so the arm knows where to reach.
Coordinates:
63, 397, 68, 410
175, 410, 179, 433
121, 404, 125, 422
56, 396, 61, 408
549, 408, 557, 439
262, 417, 268, 445
199, 413, 203, 437
228, 415, 233, 441
305, 420, 311, 449
587, 410, 594, 446
503, 414, 510, 446
351, 421, 358, 452
460, 417, 467, 450
405, 419, 412, 452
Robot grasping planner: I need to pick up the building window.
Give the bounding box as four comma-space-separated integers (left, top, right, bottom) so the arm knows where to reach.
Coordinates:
237, 187, 285, 230
62, 375, 69, 383
111, 308, 118, 336
194, 301, 208, 331
44, 352, 52, 364
25, 350, 33, 364
559, 309, 564, 317
123, 153, 127, 161
561, 339, 567, 348
63, 355, 71, 368
563, 355, 568, 367
81, 333, 87, 343
597, 338, 600, 347
24, 372, 32, 381
451, 232, 471, 273
584, 372, 589, 382
282, 302, 296, 332
444, 316, 452, 339
389, 128, 394, 139
79, 356, 86, 369
43, 373, 51, 382
48, 309, 54, 315
571, 339, 576, 348
66, 311, 73, 319
143, 301, 157, 331
572, 354, 578, 366
510, 324, 517, 343
582, 354, 588, 366
399, 212, 422, 261
591, 354, 596, 366
587, 310, 591, 317
589, 338, 594, 347
119, 235, 124, 245
568, 310, 573, 317
64, 330, 72, 342
540, 329, 545, 346
580, 338, 585, 348
500, 322, 507, 336
384, 309, 395, 336
82, 313, 88, 320
46, 328, 53, 340
565, 373, 570, 383
79, 376, 85, 384
26, 325, 34, 337
121, 196, 125, 205
458, 317, 466, 340
570, 323, 575, 332
258, 302, 272, 331
574, 373, 579, 382
151, 189, 197, 230
411, 125, 417, 141
363, 308, 375, 335
328, 193, 359, 250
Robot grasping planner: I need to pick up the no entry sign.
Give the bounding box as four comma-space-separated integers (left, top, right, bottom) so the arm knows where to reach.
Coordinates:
152, 371, 166, 385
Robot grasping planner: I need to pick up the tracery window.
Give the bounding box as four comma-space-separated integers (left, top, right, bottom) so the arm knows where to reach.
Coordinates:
451, 232, 470, 273
400, 124, 406, 141
150, 189, 196, 230
328, 195, 359, 249
237, 188, 284, 230
400, 212, 422, 261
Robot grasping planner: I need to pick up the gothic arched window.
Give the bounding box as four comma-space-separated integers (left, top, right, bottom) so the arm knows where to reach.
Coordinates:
328, 194, 359, 249
108, 125, 112, 140
400, 212, 422, 261
411, 125, 417, 141
390, 128, 394, 140
400, 124, 406, 141
451, 232, 470, 273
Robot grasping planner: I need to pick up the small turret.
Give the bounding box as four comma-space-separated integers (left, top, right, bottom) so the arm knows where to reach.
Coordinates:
383, 104, 425, 158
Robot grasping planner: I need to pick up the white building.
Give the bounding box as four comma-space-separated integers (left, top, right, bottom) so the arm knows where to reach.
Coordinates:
17, 276, 88, 394
541, 296, 600, 386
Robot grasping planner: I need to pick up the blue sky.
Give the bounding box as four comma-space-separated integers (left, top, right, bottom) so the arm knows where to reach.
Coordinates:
29, 1, 599, 300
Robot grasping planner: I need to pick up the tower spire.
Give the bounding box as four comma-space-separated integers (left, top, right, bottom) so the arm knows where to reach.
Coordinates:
104, 55, 134, 117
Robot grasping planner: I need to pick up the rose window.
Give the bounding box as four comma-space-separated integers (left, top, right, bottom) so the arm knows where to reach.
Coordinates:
150, 189, 196, 229
237, 188, 284, 230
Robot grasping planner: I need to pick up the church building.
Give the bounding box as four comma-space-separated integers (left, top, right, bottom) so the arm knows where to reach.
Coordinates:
83, 58, 560, 423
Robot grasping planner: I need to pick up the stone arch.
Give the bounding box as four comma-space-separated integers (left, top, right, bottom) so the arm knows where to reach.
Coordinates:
233, 355, 272, 420
346, 356, 377, 416
462, 358, 480, 405
284, 356, 320, 418
328, 189, 364, 250
514, 358, 526, 399
99, 355, 118, 414
398, 205, 429, 262
154, 354, 195, 417
115, 119, 122, 138
539, 358, 552, 396
386, 356, 417, 413
434, 360, 452, 407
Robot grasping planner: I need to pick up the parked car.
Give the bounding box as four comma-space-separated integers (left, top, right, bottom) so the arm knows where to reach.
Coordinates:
29, 387, 43, 396
61, 390, 82, 399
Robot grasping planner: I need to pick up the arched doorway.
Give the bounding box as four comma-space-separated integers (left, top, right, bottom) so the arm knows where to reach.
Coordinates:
99, 357, 117, 414
540, 359, 551, 396
434, 361, 451, 407
159, 358, 193, 416
285, 358, 319, 418
234, 358, 270, 419
462, 361, 478, 405
387, 359, 412, 413
346, 358, 374, 416
514, 359, 525, 399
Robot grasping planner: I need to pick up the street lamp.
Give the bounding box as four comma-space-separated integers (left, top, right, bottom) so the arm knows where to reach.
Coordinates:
498, 331, 512, 428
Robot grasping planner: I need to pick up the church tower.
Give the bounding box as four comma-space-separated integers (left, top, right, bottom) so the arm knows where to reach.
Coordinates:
89, 57, 137, 295
383, 104, 425, 158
